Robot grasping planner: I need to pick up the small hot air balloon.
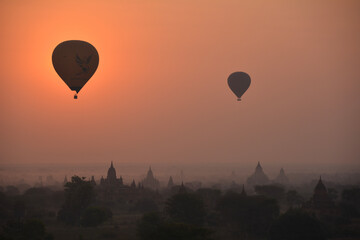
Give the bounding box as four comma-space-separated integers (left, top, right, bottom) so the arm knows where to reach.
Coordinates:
227, 72, 251, 101
52, 40, 99, 99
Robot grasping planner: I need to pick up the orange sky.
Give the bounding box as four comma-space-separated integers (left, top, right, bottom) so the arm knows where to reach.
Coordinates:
0, 0, 359, 168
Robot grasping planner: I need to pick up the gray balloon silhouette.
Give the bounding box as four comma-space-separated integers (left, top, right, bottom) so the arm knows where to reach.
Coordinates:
227, 72, 251, 101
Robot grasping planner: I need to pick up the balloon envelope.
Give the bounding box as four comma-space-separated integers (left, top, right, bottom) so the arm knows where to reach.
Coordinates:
227, 72, 251, 100
52, 40, 99, 94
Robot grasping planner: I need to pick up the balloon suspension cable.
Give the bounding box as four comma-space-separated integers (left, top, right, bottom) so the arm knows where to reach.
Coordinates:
74, 93, 78, 99
237, 98, 241, 101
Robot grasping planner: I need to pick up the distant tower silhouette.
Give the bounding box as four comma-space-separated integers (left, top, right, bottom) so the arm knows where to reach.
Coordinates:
141, 166, 160, 190
311, 176, 334, 209
63, 176, 68, 186
131, 179, 136, 188
90, 176, 96, 186
39, 176, 43, 187
246, 162, 270, 186
168, 176, 174, 188
107, 161, 117, 183
178, 182, 187, 194
147, 166, 154, 178
303, 176, 337, 217
274, 168, 289, 185
119, 176, 123, 185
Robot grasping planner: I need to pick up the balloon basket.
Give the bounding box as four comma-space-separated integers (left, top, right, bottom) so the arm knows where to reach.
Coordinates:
74, 94, 78, 99
237, 98, 241, 101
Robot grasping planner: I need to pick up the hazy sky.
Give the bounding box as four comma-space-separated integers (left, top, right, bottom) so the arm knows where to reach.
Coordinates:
0, 0, 359, 169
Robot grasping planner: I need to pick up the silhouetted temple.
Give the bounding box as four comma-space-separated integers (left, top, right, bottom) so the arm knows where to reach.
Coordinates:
167, 176, 174, 188
246, 162, 270, 186
303, 177, 338, 217
97, 162, 149, 202
100, 162, 124, 187
274, 168, 289, 185
90, 176, 96, 186
131, 179, 136, 188
141, 166, 160, 190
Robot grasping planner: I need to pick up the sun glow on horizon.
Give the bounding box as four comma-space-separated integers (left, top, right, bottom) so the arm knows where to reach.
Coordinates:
0, 0, 359, 166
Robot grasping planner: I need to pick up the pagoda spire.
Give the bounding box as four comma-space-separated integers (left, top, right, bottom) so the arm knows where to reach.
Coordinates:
256, 162, 263, 171
179, 181, 187, 193
168, 176, 174, 188
63, 175, 68, 186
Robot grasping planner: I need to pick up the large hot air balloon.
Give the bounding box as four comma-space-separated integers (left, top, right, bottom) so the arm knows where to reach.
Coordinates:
227, 72, 251, 101
52, 40, 99, 99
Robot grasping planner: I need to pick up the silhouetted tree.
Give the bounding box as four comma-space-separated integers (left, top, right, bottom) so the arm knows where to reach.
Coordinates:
340, 201, 360, 219
132, 198, 159, 213
165, 193, 205, 225
12, 199, 26, 221
0, 193, 27, 222
255, 185, 285, 202
156, 222, 212, 240
269, 209, 326, 240
0, 219, 53, 240
24, 187, 52, 196
137, 212, 212, 240
217, 191, 279, 236
5, 186, 19, 196
327, 188, 338, 201
80, 206, 112, 227
0, 192, 11, 225
137, 212, 163, 240
342, 188, 360, 209
196, 188, 221, 210
286, 190, 304, 208
340, 188, 360, 218
23, 187, 54, 208
57, 176, 95, 225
